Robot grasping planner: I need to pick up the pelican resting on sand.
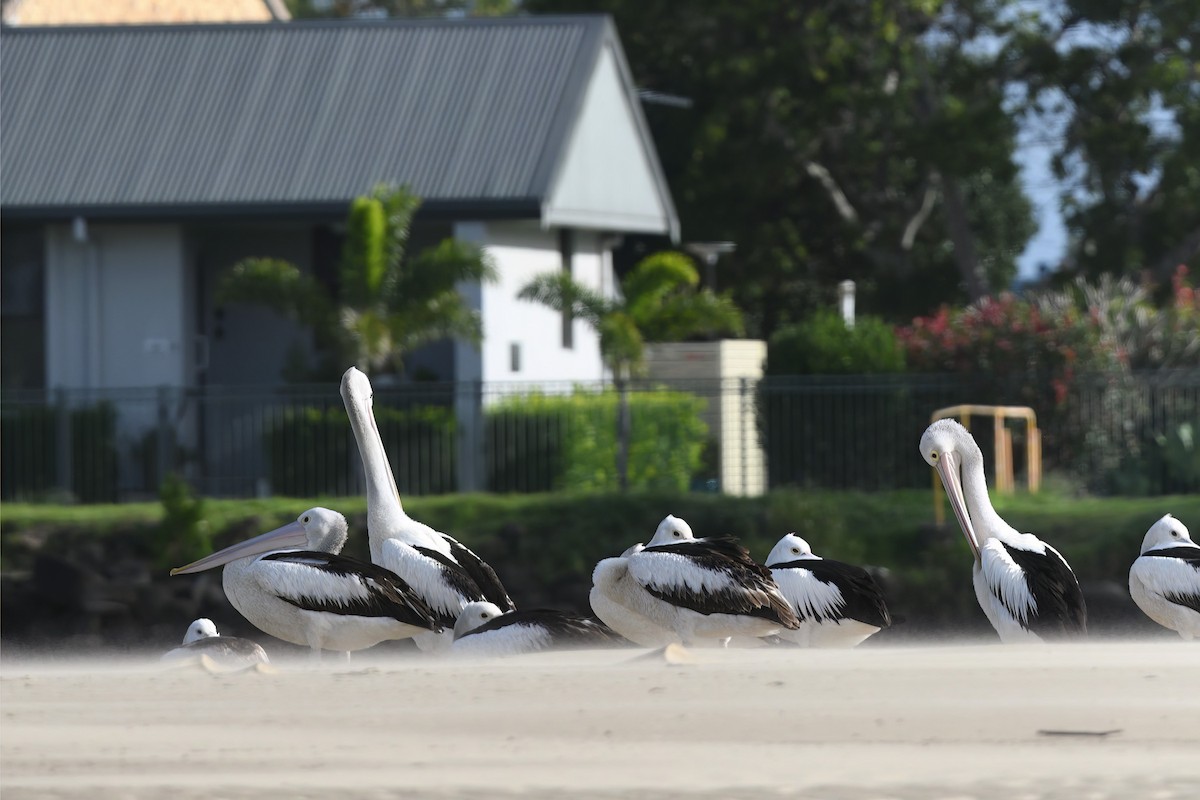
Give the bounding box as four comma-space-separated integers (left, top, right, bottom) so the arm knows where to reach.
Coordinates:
171, 507, 442, 659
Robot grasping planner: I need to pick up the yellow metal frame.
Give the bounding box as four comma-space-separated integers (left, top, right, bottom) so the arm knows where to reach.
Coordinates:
931, 405, 1042, 525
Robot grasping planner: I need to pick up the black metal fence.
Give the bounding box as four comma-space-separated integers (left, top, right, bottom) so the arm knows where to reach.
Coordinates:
2, 370, 1197, 502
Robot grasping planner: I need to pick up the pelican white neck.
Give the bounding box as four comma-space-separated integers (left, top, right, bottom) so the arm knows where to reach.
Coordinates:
341, 366, 410, 548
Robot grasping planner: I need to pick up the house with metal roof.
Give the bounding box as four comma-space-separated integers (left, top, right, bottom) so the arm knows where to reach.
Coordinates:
1, 16, 679, 396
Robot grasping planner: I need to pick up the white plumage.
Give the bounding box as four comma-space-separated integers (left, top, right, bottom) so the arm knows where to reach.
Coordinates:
1129, 514, 1200, 640
920, 419, 1087, 643
590, 515, 799, 646
161, 618, 270, 668
170, 507, 441, 659
341, 367, 514, 653
450, 601, 623, 658
764, 534, 892, 648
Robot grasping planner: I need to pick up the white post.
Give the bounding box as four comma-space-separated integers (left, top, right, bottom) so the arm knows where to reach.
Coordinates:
838, 280, 856, 328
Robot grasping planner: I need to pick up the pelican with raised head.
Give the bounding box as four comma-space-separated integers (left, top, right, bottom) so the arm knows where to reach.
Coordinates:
591, 514, 799, 646
920, 419, 1086, 642
1129, 514, 1200, 639
170, 507, 442, 659
341, 366, 514, 651
765, 533, 892, 648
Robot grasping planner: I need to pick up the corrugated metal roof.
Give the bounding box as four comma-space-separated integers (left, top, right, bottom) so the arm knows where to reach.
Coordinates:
1, 17, 617, 217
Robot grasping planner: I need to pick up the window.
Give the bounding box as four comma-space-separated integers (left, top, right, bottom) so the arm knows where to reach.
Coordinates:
510, 342, 521, 373
559, 228, 574, 349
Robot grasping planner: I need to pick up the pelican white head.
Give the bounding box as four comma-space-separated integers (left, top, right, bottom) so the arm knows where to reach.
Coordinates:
766, 533, 816, 566
454, 601, 504, 639
920, 419, 984, 560
1141, 514, 1194, 554
170, 507, 347, 575
183, 618, 219, 644
648, 514, 695, 546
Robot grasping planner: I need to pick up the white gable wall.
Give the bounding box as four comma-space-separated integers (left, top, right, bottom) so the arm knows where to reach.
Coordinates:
456, 220, 612, 387
542, 43, 676, 238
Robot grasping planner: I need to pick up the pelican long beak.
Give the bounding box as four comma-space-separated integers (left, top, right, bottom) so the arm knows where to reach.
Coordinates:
934, 452, 980, 562
170, 520, 308, 575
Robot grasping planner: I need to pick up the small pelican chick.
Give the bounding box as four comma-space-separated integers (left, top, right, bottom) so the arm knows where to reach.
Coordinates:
161, 618, 270, 668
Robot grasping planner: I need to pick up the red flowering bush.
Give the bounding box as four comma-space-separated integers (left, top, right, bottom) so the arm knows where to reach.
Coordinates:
897, 292, 1121, 408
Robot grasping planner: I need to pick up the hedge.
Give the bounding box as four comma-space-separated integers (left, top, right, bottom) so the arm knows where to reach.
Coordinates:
486, 389, 708, 493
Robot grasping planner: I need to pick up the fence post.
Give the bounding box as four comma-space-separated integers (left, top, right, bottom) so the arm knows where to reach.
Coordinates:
54, 387, 72, 498
455, 380, 483, 493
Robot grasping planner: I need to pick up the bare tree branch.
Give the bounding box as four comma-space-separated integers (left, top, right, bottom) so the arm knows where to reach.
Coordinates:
901, 183, 939, 250
804, 161, 859, 225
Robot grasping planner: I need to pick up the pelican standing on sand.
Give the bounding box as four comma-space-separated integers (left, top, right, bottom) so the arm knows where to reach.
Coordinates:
171, 508, 442, 659
451, 602, 626, 657
161, 618, 271, 667
1129, 514, 1200, 639
341, 366, 514, 651
765, 534, 892, 647
591, 514, 799, 646
920, 419, 1087, 642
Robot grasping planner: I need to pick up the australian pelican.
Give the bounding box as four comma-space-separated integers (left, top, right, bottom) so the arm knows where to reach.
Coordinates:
590, 514, 799, 646
451, 601, 626, 657
341, 367, 515, 652
764, 533, 892, 647
170, 507, 442, 659
1129, 514, 1200, 640
161, 618, 271, 667
920, 419, 1087, 642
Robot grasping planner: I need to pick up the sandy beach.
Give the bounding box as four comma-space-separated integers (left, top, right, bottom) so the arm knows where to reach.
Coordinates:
2, 640, 1198, 799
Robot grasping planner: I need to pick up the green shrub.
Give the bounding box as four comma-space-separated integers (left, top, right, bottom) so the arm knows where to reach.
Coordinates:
766, 310, 906, 376
265, 405, 456, 497
486, 389, 708, 492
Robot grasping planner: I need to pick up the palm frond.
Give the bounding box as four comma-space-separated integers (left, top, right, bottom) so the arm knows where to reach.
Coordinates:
642, 290, 746, 342
517, 272, 610, 327
216, 258, 333, 327
391, 239, 497, 310
339, 195, 388, 308
622, 251, 699, 323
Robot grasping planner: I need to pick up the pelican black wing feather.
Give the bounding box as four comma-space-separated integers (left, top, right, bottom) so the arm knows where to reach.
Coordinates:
642, 538, 799, 628
998, 542, 1087, 638
459, 609, 628, 646
411, 545, 489, 605
770, 558, 892, 628
1141, 547, 1200, 569
442, 534, 516, 612
262, 550, 442, 632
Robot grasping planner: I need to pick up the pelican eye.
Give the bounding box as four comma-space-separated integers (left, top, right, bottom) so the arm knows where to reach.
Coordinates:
1172, 531, 1180, 537
302, 515, 310, 523
791, 547, 800, 554
481, 613, 490, 620
930, 451, 939, 461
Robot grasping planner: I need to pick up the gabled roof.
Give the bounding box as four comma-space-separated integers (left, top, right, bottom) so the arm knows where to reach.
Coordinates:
0, 16, 677, 237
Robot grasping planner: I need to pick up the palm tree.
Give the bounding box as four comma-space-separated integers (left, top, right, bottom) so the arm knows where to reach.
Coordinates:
217, 184, 496, 377
519, 250, 744, 490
